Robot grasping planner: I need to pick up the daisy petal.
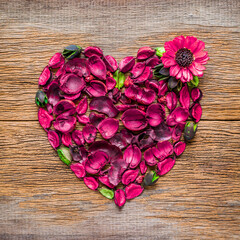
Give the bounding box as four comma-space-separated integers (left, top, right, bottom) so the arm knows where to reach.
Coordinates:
195, 53, 209, 65
184, 36, 197, 49
193, 62, 206, 71
176, 68, 183, 80
194, 50, 208, 59
165, 41, 178, 52
188, 64, 203, 76
162, 57, 177, 68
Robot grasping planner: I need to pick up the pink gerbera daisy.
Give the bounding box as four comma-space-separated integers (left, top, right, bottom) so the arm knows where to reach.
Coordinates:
161, 36, 209, 83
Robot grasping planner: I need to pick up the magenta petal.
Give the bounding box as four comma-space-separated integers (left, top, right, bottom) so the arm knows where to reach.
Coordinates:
190, 102, 202, 122
121, 109, 148, 131
172, 123, 185, 142
191, 88, 202, 102
38, 108, 53, 129
106, 76, 116, 90
62, 92, 81, 101
120, 129, 134, 144
156, 141, 173, 161
157, 157, 175, 176
136, 46, 155, 60
39, 66, 52, 86
108, 166, 122, 186
131, 62, 146, 78
140, 161, 147, 174
146, 56, 161, 67
85, 151, 108, 174
84, 46, 103, 58
98, 175, 115, 189
98, 118, 119, 139
47, 81, 60, 106
145, 80, 159, 92
125, 183, 144, 200
86, 80, 107, 97
179, 84, 190, 109
59, 73, 85, 95
109, 133, 128, 150
158, 80, 168, 97
133, 130, 155, 150
48, 130, 60, 149
88, 55, 107, 80
77, 114, 89, 124
125, 84, 139, 101
62, 133, 72, 147
174, 141, 186, 156
103, 55, 118, 72
89, 112, 105, 128
53, 115, 76, 133
48, 53, 65, 68
76, 97, 88, 115
116, 104, 137, 112
82, 124, 97, 144
124, 145, 141, 169
119, 56, 135, 73
133, 66, 151, 84
122, 169, 139, 185
114, 189, 126, 207
166, 92, 177, 112
89, 96, 119, 118
166, 107, 189, 126
72, 130, 85, 146
136, 175, 144, 184
84, 177, 99, 190
64, 58, 90, 78
138, 88, 156, 105
146, 103, 165, 127
53, 99, 76, 115
70, 163, 86, 178
153, 122, 172, 141
144, 148, 157, 166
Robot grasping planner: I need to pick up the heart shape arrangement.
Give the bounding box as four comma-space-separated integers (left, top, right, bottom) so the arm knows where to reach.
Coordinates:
36, 36, 209, 207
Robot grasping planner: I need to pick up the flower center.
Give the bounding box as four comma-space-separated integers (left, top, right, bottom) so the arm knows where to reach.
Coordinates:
175, 48, 193, 67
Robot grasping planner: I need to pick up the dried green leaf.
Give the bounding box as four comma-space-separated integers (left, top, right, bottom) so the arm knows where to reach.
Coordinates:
187, 75, 199, 88
98, 187, 114, 199
57, 146, 72, 166
114, 70, 125, 89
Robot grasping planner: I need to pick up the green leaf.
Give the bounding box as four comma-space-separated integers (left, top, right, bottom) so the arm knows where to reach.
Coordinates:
193, 123, 198, 132
114, 70, 125, 90
152, 171, 160, 183
187, 76, 199, 88
155, 47, 165, 57
98, 188, 114, 199
57, 146, 72, 166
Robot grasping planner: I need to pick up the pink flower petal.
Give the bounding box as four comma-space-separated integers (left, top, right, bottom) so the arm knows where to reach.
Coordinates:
157, 157, 175, 176
170, 65, 181, 77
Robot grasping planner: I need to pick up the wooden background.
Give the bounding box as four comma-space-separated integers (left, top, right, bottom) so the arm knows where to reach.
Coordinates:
0, 0, 239, 239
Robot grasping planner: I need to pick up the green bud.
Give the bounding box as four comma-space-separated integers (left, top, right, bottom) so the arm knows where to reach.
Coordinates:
63, 45, 82, 60
184, 122, 198, 141
155, 47, 165, 57
35, 90, 48, 107
98, 187, 114, 199
57, 146, 72, 166
143, 171, 159, 186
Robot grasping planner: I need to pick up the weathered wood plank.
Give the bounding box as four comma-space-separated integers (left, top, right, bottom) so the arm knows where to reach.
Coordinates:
0, 121, 239, 239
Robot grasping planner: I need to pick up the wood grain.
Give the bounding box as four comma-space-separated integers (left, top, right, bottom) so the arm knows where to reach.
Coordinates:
0, 0, 239, 239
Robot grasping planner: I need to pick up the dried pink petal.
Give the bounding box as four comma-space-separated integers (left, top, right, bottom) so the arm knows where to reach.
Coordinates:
157, 157, 175, 176
98, 175, 115, 189
103, 55, 118, 73
98, 118, 119, 139
174, 141, 186, 156
124, 145, 141, 169
145, 80, 159, 92
146, 103, 165, 127
137, 88, 156, 105
77, 114, 90, 124
85, 151, 108, 174
59, 73, 85, 95
135, 175, 144, 184
144, 148, 157, 166
62, 92, 82, 101
119, 56, 135, 73
53, 114, 76, 133
89, 96, 119, 118
48, 52, 65, 68
53, 99, 76, 116
166, 107, 189, 126
155, 141, 173, 161
125, 183, 144, 200
48, 130, 60, 149
47, 81, 60, 106
62, 133, 72, 147
121, 109, 148, 131
172, 123, 185, 142
158, 80, 168, 97
70, 163, 86, 178
140, 161, 147, 174
191, 88, 202, 102
84, 46, 103, 58
39, 66, 52, 86
152, 122, 172, 141
82, 124, 97, 144
64, 58, 90, 77
179, 84, 190, 109
84, 177, 99, 190
85, 80, 107, 97
38, 108, 53, 129
88, 55, 107, 80
106, 76, 116, 90
146, 56, 160, 67
76, 96, 88, 115
89, 112, 105, 128
133, 66, 151, 84
137, 46, 155, 60
122, 169, 139, 185
72, 130, 85, 146
131, 62, 146, 78
166, 92, 177, 112
116, 104, 137, 112
190, 103, 202, 123
114, 189, 126, 207
109, 133, 128, 150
